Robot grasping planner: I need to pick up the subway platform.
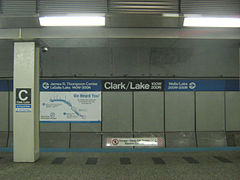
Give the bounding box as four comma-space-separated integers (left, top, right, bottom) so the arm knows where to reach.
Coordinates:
0, 151, 239, 180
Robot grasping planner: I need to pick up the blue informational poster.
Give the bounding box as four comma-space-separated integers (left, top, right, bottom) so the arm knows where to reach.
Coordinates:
165, 80, 239, 91
40, 80, 101, 123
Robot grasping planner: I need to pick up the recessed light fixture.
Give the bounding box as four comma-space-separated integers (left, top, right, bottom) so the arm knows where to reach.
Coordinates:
162, 13, 179, 17
183, 17, 240, 27
39, 16, 105, 26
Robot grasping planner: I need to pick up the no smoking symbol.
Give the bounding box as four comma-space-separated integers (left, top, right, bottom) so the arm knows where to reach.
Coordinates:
112, 139, 119, 145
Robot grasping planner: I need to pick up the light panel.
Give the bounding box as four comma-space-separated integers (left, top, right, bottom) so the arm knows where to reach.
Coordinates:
162, 13, 179, 17
184, 17, 240, 27
39, 16, 105, 26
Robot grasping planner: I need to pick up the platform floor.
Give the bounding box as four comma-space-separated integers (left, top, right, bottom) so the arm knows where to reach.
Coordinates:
0, 151, 239, 180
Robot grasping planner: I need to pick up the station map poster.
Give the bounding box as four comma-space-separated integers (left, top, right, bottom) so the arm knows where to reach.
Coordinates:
40, 80, 101, 123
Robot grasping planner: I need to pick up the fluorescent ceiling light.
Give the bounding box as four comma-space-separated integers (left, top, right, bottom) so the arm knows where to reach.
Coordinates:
184, 17, 240, 27
162, 13, 179, 17
39, 16, 105, 26
183, 14, 203, 17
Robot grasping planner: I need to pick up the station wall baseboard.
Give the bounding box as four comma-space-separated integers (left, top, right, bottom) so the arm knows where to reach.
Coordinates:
1, 131, 240, 149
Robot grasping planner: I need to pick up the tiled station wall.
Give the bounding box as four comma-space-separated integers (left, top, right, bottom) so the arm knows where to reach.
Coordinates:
0, 39, 239, 148
0, 39, 239, 78
0, 89, 240, 148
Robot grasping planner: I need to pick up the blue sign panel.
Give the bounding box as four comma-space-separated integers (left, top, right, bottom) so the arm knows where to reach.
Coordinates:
7, 79, 240, 92
40, 80, 101, 91
16, 105, 32, 112
0, 80, 9, 91
165, 80, 239, 91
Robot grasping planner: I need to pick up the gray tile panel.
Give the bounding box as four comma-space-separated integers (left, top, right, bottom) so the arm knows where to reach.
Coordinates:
0, 132, 8, 147
71, 123, 101, 132
134, 92, 164, 132
102, 92, 132, 132
40, 132, 69, 148
0, 47, 13, 77
235, 133, 240, 146
226, 132, 240, 147
196, 92, 225, 131
166, 132, 196, 148
226, 132, 236, 146
165, 92, 195, 131
197, 132, 227, 147
40, 123, 70, 132
70, 133, 101, 148
226, 92, 240, 131
0, 92, 9, 131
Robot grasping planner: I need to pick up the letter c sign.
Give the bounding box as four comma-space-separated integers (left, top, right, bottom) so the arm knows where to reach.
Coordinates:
19, 90, 28, 101
16, 88, 31, 104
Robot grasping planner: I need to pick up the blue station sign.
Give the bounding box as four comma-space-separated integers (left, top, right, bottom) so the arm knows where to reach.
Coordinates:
4, 79, 240, 92
165, 80, 239, 91
40, 80, 102, 91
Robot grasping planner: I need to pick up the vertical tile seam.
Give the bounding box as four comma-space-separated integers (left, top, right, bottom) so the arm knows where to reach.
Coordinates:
0, 0, 2, 14
6, 80, 10, 147
224, 91, 226, 132
163, 91, 166, 148
101, 91, 103, 148
132, 91, 134, 150
194, 91, 198, 147
69, 123, 71, 148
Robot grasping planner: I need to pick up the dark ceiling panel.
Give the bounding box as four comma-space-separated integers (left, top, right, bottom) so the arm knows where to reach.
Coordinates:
39, 0, 107, 15
0, 17, 40, 28
109, 0, 179, 14
109, 14, 181, 27
182, 0, 240, 15
1, 0, 36, 16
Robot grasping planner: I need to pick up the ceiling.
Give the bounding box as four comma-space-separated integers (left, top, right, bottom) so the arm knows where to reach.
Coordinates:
0, 0, 239, 28
0, 0, 240, 43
